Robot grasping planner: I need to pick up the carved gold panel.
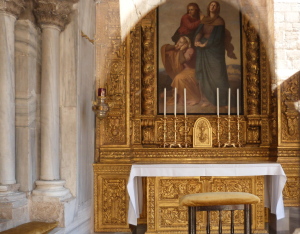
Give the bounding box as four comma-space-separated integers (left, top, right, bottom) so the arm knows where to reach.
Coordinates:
193, 117, 212, 148
146, 176, 266, 234
279, 71, 300, 147
278, 154, 300, 206
93, 164, 131, 232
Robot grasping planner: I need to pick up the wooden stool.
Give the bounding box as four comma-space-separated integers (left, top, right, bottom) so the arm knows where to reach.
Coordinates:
179, 192, 260, 234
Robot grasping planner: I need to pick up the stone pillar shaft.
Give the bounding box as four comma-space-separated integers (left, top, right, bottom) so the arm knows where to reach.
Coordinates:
40, 25, 61, 180
0, 13, 17, 185
15, 18, 39, 192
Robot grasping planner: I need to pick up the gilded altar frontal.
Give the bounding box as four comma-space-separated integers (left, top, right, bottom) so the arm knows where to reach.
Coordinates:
94, 0, 300, 233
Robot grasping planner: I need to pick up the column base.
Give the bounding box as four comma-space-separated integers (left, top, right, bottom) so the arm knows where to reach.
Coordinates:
32, 180, 72, 200
31, 180, 75, 227
0, 184, 29, 232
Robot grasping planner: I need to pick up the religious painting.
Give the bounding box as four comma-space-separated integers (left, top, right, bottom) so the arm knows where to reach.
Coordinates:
158, 0, 242, 115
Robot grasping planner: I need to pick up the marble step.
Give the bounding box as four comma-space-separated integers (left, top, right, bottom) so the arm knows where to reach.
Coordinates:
0, 219, 13, 232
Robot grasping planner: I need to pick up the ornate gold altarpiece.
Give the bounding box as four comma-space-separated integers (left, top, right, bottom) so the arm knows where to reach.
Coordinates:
94, 1, 300, 233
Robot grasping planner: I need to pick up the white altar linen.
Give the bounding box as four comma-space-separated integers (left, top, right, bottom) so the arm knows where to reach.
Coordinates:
127, 163, 287, 225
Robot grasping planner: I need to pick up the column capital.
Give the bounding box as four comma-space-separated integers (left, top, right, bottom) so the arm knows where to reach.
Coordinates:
34, 0, 78, 31
0, 0, 25, 17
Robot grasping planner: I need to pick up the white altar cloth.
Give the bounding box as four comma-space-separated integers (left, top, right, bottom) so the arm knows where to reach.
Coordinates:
127, 163, 287, 225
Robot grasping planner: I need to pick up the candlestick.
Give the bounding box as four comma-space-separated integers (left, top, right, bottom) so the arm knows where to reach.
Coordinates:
223, 116, 236, 148
228, 88, 231, 116
216, 116, 221, 147
237, 116, 242, 147
183, 116, 190, 148
169, 116, 182, 148
164, 88, 166, 116
237, 88, 239, 116
217, 88, 219, 116
184, 88, 187, 117
174, 87, 177, 117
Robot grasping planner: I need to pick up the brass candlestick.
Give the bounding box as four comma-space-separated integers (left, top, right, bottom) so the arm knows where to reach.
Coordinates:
161, 116, 169, 148
170, 117, 182, 148
223, 116, 236, 147
236, 116, 243, 147
183, 116, 191, 148
216, 116, 221, 147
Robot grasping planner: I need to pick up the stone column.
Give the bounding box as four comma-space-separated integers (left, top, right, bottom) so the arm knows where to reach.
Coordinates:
0, 0, 24, 187
15, 0, 40, 193
0, 1, 30, 230
32, 0, 74, 198
30, 1, 78, 227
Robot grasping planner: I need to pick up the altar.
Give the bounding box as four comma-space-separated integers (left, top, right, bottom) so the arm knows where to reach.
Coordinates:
92, 1, 300, 233
127, 163, 286, 233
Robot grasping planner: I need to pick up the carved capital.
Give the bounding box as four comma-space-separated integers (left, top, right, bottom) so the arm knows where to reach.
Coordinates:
34, 0, 78, 31
0, 0, 25, 17
19, 0, 35, 23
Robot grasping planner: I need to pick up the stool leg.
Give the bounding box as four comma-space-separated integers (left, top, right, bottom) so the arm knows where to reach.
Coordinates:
219, 210, 222, 234
207, 211, 211, 234
231, 210, 234, 234
244, 204, 251, 234
188, 206, 197, 234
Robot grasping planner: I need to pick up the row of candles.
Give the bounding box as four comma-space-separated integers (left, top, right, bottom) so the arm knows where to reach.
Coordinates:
164, 87, 240, 116
162, 87, 242, 148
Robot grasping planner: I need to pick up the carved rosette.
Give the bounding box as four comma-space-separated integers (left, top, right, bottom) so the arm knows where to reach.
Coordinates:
34, 0, 77, 31
0, 0, 24, 17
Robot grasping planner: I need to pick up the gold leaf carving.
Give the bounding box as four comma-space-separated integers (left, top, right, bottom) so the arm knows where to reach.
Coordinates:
244, 20, 260, 115
103, 178, 127, 225
147, 177, 156, 230
141, 22, 155, 115
281, 72, 300, 142
159, 179, 202, 200
283, 177, 300, 204
159, 206, 191, 228
148, 176, 265, 233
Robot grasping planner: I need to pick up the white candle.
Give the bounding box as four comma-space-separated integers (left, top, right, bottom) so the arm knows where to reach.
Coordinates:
174, 87, 177, 117
217, 88, 219, 116
237, 88, 239, 116
164, 88, 166, 116
184, 88, 187, 117
228, 88, 231, 116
